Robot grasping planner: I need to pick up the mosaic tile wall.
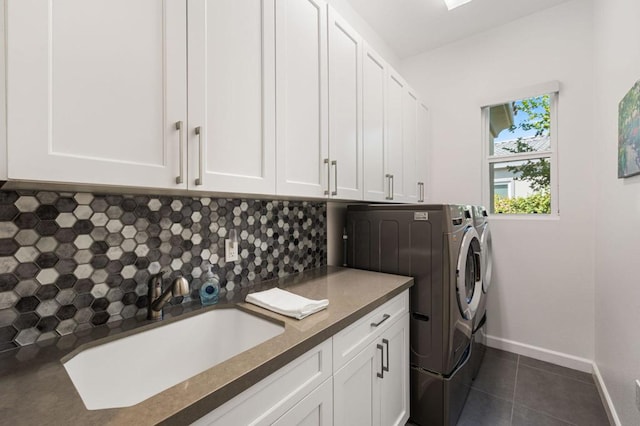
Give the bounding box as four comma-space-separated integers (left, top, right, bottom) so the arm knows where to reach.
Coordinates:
0, 191, 326, 351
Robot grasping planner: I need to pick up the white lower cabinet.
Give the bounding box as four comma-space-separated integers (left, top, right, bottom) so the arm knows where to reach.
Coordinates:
379, 315, 410, 426
192, 290, 409, 426
333, 312, 410, 426
192, 340, 332, 426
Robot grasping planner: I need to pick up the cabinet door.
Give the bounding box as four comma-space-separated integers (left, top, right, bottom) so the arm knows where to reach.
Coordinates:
187, 0, 276, 195
401, 88, 419, 203
380, 314, 410, 426
275, 0, 329, 198
333, 343, 381, 426
327, 7, 362, 200
273, 378, 333, 426
362, 45, 387, 202
386, 71, 405, 201
6, 0, 187, 190
416, 102, 430, 203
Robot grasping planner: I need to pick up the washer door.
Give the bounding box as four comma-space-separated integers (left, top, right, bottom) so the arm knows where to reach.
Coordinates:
456, 226, 482, 321
481, 223, 493, 293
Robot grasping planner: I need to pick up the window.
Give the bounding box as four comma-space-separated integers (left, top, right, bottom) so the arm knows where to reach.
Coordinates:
493, 178, 514, 199
482, 83, 559, 215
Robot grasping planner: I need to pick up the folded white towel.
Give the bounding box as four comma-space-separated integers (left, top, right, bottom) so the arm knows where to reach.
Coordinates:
245, 288, 329, 320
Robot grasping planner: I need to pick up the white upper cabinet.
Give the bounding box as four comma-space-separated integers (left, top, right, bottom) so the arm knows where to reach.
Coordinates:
362, 45, 388, 202
5, 0, 427, 202
6, 0, 188, 190
187, 0, 276, 195
401, 87, 419, 203
327, 7, 363, 200
386, 70, 406, 202
275, 0, 329, 198
416, 102, 430, 203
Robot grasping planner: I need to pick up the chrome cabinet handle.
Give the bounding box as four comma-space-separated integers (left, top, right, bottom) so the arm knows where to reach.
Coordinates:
371, 313, 390, 327
390, 174, 395, 200
331, 160, 338, 196
382, 338, 390, 373
385, 174, 393, 200
195, 126, 203, 186
324, 158, 330, 195
377, 343, 384, 378
175, 121, 184, 184
418, 182, 424, 202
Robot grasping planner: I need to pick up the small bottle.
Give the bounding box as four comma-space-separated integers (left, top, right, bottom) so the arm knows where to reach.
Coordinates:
200, 268, 220, 306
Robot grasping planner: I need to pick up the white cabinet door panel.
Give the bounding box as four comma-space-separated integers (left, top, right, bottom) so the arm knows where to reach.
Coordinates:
362, 46, 387, 202
187, 0, 275, 194
380, 314, 410, 426
402, 88, 419, 203
417, 102, 429, 203
333, 343, 380, 426
7, 0, 187, 189
386, 72, 405, 201
328, 8, 362, 200
275, 0, 328, 198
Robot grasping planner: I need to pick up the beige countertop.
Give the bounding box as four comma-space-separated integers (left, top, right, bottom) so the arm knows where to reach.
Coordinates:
0, 266, 413, 425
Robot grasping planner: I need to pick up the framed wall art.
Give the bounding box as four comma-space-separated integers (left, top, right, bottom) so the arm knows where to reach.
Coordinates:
618, 79, 640, 178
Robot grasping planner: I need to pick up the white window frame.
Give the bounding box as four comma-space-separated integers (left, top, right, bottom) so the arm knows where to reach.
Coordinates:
481, 81, 560, 218
493, 178, 515, 199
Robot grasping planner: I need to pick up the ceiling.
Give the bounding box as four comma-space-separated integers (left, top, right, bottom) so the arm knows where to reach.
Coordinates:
343, 0, 576, 58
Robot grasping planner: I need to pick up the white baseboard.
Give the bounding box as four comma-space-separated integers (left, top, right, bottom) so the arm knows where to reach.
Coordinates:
485, 334, 593, 373
593, 363, 622, 426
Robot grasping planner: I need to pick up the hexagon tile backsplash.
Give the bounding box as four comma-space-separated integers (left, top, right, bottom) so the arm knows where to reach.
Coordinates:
0, 191, 326, 351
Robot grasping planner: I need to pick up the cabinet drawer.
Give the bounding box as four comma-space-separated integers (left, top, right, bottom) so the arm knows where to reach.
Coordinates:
332, 290, 408, 372
192, 339, 332, 426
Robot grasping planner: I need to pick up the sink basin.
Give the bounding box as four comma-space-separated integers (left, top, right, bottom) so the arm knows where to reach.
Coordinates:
63, 308, 285, 410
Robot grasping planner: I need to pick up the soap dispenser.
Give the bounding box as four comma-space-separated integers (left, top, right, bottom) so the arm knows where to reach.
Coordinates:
200, 267, 220, 306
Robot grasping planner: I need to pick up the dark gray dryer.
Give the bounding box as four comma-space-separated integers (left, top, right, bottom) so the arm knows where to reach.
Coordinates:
346, 204, 483, 426
470, 205, 492, 380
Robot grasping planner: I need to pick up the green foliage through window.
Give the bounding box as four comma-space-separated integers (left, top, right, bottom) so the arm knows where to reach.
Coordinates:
494, 192, 551, 214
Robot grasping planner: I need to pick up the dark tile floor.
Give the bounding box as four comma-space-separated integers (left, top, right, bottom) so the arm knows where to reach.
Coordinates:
408, 347, 610, 426
458, 348, 610, 426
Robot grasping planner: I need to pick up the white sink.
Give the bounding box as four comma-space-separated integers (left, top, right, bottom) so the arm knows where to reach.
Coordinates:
63, 308, 284, 410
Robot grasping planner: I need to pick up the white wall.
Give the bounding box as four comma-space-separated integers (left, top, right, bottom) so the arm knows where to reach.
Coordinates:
401, 0, 596, 365
593, 0, 640, 423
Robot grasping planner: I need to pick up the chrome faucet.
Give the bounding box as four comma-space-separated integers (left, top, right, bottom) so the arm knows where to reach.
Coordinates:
147, 272, 190, 320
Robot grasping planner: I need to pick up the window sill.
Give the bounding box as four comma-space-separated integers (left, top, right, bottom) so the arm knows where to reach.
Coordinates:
488, 213, 560, 222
